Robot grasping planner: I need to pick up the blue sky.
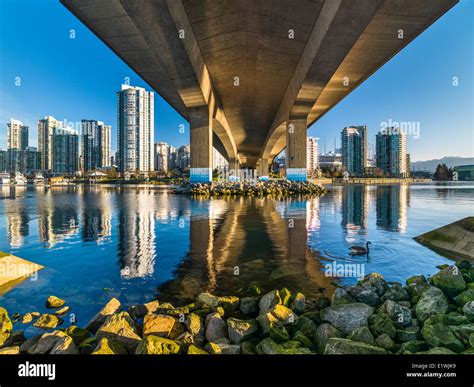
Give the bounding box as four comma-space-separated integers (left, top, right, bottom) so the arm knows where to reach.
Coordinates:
0, 0, 472, 161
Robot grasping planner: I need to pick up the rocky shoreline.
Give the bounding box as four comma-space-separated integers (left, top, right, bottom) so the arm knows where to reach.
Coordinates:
1, 260, 473, 355
177, 180, 328, 197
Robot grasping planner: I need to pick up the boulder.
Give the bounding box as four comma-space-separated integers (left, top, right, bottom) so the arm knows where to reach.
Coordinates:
382, 300, 412, 327
21, 312, 40, 324
257, 305, 296, 333
295, 316, 318, 341
198, 292, 220, 308
0, 346, 20, 354
289, 293, 305, 314
269, 324, 290, 343
292, 331, 313, 349
50, 334, 79, 354
405, 275, 429, 304
241, 339, 257, 354
227, 318, 258, 344
205, 313, 228, 342
346, 286, 380, 307
421, 323, 464, 353
315, 323, 342, 354
186, 313, 204, 336
279, 288, 292, 306
45, 296, 65, 309
143, 314, 184, 339
455, 289, 474, 307
324, 338, 387, 354
415, 287, 449, 322
449, 324, 474, 346
239, 297, 259, 315
397, 340, 430, 354
381, 284, 409, 302
19, 335, 42, 354
320, 303, 373, 335
217, 296, 239, 314
431, 265, 466, 297
187, 344, 208, 354
396, 326, 420, 342
247, 284, 262, 296
96, 312, 141, 353
358, 273, 388, 296
27, 331, 69, 354
54, 306, 70, 316
462, 301, 474, 322
176, 332, 204, 348
331, 288, 356, 306
368, 313, 396, 339
135, 335, 181, 355
255, 338, 311, 354
0, 307, 13, 346
85, 298, 121, 333
347, 326, 375, 345
375, 334, 395, 350
33, 314, 63, 330
259, 290, 281, 315
92, 337, 127, 354
62, 326, 90, 346
205, 341, 241, 354
417, 347, 456, 355
2, 331, 26, 348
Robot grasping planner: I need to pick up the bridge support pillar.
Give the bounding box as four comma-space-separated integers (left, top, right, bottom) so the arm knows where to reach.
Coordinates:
257, 159, 270, 177
286, 119, 307, 181
190, 107, 212, 183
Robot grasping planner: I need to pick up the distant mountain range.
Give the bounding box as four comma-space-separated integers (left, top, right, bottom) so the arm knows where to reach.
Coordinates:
411, 156, 474, 172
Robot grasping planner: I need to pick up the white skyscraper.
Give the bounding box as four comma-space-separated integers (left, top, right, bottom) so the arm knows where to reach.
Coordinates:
154, 142, 169, 173
307, 136, 319, 177
117, 84, 154, 175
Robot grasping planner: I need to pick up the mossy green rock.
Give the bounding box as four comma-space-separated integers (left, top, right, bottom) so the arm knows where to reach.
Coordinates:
417, 347, 456, 354
239, 296, 259, 315
63, 326, 90, 346
0, 307, 13, 346
255, 338, 311, 354
396, 327, 420, 342
247, 284, 262, 296
92, 337, 127, 354
292, 330, 313, 349
324, 338, 387, 354
217, 296, 239, 314
96, 312, 141, 353
45, 296, 65, 309
449, 324, 474, 346
421, 323, 464, 353
259, 290, 281, 314
369, 313, 396, 339
462, 301, 474, 322
347, 326, 375, 345
33, 314, 63, 330
227, 318, 258, 344
135, 335, 181, 354
455, 289, 474, 307
415, 287, 449, 322
269, 324, 290, 343
279, 288, 292, 306
431, 266, 466, 297
241, 339, 257, 354
375, 333, 395, 350
314, 323, 343, 354
397, 340, 430, 354
289, 293, 305, 314
187, 344, 208, 354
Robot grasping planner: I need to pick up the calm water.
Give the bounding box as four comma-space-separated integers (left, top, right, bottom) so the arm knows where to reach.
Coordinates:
0, 183, 472, 335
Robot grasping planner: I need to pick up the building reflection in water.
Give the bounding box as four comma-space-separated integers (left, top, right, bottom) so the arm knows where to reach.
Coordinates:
376, 184, 409, 232
158, 197, 335, 303
117, 189, 156, 279
37, 188, 79, 247
3, 187, 29, 248
80, 187, 112, 243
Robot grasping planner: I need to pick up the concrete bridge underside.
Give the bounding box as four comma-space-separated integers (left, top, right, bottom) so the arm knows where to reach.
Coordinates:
62, 0, 457, 181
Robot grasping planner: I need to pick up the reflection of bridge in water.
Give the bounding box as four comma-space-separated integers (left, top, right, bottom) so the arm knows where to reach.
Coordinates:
158, 197, 335, 303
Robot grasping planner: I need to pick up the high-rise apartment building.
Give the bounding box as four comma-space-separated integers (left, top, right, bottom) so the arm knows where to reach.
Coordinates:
38, 116, 62, 171
154, 142, 169, 173
341, 126, 367, 176
81, 120, 111, 172
117, 84, 154, 175
376, 127, 408, 177
177, 145, 191, 170
52, 127, 79, 175
7, 119, 28, 151
306, 136, 319, 177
